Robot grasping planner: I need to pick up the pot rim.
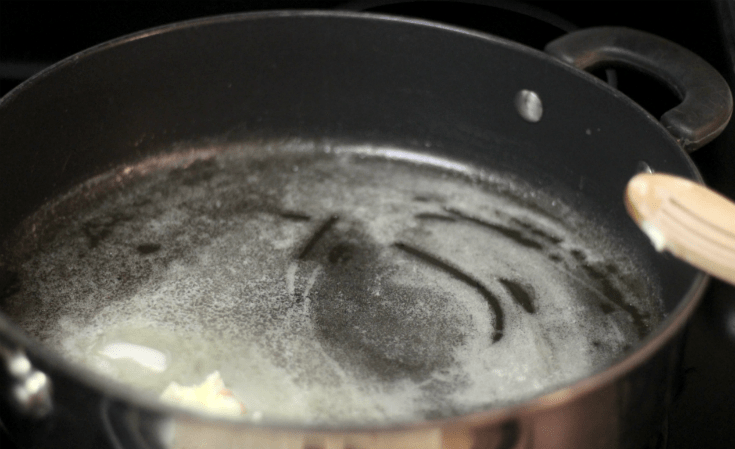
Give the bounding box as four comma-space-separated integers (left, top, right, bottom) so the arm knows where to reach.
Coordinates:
0, 8, 712, 433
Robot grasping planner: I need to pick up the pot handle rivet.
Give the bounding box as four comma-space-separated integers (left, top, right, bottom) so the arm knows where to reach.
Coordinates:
515, 90, 543, 123
1, 346, 53, 419
636, 161, 653, 174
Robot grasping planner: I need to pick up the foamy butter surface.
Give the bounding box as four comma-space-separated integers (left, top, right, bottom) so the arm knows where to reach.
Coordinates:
3, 143, 661, 423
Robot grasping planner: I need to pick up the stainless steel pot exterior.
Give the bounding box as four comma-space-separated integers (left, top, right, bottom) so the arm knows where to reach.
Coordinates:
0, 11, 729, 449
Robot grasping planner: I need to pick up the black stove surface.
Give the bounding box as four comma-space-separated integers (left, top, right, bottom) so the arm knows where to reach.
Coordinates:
2, 2, 735, 448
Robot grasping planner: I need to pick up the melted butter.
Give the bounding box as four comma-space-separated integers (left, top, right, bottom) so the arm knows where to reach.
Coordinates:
3, 143, 663, 423
161, 371, 246, 417
98, 342, 168, 372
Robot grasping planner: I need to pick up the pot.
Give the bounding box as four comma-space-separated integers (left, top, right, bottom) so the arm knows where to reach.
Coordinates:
0, 10, 731, 449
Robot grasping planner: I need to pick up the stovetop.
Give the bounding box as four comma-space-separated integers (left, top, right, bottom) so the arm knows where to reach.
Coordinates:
2, 2, 735, 448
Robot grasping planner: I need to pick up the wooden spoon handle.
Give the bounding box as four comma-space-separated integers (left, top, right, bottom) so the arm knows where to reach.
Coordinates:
625, 173, 735, 285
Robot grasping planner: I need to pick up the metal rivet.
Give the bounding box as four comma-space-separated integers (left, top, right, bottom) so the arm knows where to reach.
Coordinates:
2, 348, 53, 419
637, 161, 654, 174
8, 353, 31, 377
515, 90, 543, 123
24, 371, 49, 396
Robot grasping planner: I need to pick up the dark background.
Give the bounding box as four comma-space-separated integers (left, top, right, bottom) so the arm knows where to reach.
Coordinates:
2, 1, 735, 448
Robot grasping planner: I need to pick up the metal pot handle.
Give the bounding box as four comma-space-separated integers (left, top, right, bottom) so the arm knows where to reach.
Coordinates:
545, 26, 733, 153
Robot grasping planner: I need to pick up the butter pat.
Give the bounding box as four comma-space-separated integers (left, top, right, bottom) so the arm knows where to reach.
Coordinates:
640, 220, 666, 252
160, 371, 246, 417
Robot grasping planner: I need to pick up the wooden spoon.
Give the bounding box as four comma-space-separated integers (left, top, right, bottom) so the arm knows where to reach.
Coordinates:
625, 172, 735, 285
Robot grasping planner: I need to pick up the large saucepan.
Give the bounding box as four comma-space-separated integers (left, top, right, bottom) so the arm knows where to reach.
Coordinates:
0, 11, 731, 449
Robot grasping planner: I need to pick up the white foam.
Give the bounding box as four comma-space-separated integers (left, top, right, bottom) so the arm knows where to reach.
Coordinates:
6, 143, 662, 423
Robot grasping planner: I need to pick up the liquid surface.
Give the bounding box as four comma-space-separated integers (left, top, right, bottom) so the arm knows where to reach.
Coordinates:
1, 142, 661, 423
